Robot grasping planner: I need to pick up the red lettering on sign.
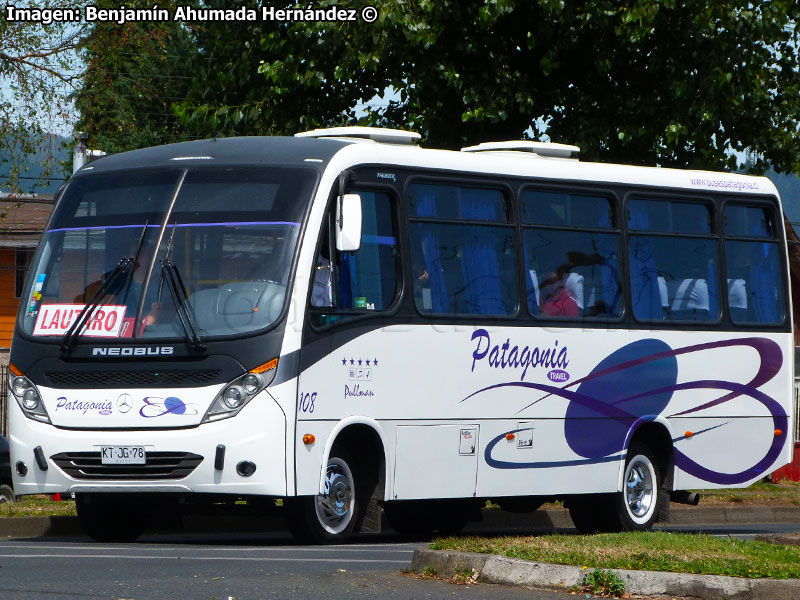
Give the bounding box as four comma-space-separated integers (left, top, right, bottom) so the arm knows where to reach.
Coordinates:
38, 307, 50, 329
89, 309, 105, 331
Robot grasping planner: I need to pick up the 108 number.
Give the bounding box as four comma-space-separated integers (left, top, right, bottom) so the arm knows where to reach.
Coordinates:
299, 392, 317, 413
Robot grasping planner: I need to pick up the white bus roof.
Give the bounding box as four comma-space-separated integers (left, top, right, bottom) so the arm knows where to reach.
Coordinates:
328, 137, 777, 198
83, 128, 778, 198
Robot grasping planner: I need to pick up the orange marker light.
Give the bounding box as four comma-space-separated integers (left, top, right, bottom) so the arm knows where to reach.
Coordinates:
8, 362, 22, 376
775, 429, 784, 437
685, 431, 694, 438
303, 434, 315, 445
250, 358, 278, 374
505, 433, 516, 441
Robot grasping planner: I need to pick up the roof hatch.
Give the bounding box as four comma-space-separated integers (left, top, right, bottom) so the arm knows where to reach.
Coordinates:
461, 141, 580, 159
295, 126, 421, 145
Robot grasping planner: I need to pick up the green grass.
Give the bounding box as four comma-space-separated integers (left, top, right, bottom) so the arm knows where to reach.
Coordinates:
0, 495, 77, 518
431, 532, 800, 579
696, 479, 800, 506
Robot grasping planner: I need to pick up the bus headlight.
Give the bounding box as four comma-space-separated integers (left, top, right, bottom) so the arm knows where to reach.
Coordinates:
12, 376, 30, 398
22, 388, 41, 410
242, 373, 260, 395
202, 358, 278, 423
223, 386, 244, 409
10, 375, 50, 424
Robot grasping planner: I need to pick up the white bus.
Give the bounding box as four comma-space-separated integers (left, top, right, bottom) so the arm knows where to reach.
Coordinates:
7, 127, 794, 542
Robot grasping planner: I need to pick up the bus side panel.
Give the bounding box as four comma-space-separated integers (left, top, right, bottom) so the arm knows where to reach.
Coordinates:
670, 416, 783, 490
475, 420, 621, 497
295, 324, 793, 500
393, 423, 480, 499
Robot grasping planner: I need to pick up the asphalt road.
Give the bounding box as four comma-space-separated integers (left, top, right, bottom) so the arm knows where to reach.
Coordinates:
0, 523, 798, 600
0, 533, 578, 600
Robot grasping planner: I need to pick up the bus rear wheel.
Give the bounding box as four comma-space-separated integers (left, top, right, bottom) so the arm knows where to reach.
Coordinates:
568, 443, 662, 533
285, 449, 361, 543
76, 493, 146, 542
616, 442, 661, 531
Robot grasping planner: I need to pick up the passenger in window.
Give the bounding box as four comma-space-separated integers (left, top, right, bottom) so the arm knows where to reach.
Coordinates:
78, 236, 163, 321
412, 262, 432, 312
539, 271, 580, 317
311, 254, 334, 307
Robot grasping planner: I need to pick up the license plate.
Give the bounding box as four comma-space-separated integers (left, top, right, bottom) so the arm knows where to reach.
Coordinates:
100, 446, 146, 465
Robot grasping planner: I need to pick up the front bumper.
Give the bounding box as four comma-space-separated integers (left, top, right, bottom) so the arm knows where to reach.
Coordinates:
9, 389, 288, 497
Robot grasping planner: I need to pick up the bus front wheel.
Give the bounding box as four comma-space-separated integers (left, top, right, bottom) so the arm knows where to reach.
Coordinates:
0, 484, 15, 503
285, 449, 361, 543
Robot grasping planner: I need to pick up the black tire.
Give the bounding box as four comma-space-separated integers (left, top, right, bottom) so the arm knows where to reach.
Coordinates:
569, 442, 662, 534
284, 448, 362, 544
613, 442, 662, 531
0, 484, 15, 503
76, 493, 146, 542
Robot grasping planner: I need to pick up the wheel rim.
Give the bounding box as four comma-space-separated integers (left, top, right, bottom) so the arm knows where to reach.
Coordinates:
314, 457, 354, 535
625, 455, 655, 523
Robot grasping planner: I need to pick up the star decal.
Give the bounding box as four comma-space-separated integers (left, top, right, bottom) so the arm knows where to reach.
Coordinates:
358, 359, 363, 366
342, 358, 347, 365
366, 359, 371, 366
373, 358, 379, 366
350, 358, 355, 365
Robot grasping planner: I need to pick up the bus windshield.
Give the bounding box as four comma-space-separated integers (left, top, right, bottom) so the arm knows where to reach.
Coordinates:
20, 166, 316, 342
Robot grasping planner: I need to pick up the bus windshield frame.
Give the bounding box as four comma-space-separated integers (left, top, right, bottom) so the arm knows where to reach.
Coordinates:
18, 165, 318, 345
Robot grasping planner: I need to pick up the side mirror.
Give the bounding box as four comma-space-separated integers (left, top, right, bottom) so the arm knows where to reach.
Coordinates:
335, 193, 362, 252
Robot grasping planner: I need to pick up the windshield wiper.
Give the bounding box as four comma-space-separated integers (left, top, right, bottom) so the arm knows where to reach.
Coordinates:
60, 257, 133, 353
60, 222, 149, 354
159, 258, 206, 352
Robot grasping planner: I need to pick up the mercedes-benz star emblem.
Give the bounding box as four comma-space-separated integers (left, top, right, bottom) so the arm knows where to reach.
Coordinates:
116, 393, 133, 414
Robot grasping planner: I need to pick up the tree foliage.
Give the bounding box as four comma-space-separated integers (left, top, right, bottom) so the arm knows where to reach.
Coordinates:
0, 0, 85, 193
176, 0, 386, 137
176, 0, 800, 173
71, 0, 196, 154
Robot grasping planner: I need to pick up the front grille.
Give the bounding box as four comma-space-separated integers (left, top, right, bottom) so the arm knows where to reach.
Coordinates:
45, 370, 221, 388
51, 451, 204, 480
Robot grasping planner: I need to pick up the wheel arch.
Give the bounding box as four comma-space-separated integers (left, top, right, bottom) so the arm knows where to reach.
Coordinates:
617, 416, 675, 493
318, 417, 388, 499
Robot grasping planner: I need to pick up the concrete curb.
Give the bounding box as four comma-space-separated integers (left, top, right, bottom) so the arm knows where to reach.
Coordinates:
412, 549, 800, 600
0, 516, 83, 538
2, 504, 800, 539
473, 505, 800, 533
667, 505, 800, 525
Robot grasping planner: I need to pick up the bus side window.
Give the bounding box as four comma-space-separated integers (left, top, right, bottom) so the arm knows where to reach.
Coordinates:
627, 198, 719, 322
310, 190, 398, 324
723, 203, 785, 324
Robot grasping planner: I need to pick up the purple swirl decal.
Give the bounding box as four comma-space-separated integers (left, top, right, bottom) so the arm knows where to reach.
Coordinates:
140, 396, 198, 418
467, 338, 787, 485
